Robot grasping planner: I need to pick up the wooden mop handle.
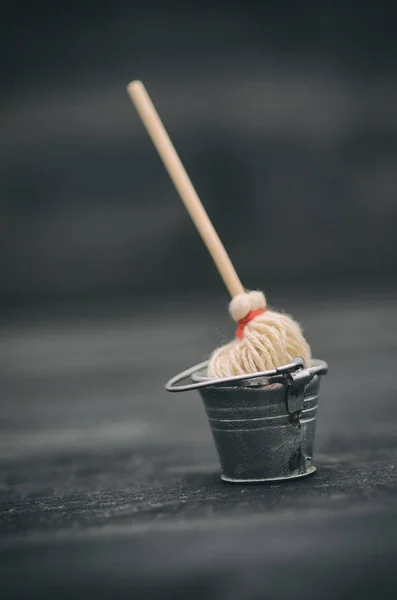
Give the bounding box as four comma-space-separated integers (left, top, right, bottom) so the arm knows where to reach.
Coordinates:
127, 80, 245, 298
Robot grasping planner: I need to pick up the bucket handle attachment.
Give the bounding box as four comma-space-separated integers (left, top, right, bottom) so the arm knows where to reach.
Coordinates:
165, 357, 327, 398
285, 367, 312, 413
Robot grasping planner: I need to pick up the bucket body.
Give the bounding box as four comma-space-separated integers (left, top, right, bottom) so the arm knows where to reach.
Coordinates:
166, 358, 327, 483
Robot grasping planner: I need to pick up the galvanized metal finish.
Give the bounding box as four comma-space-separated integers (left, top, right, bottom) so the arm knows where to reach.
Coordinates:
166, 358, 328, 483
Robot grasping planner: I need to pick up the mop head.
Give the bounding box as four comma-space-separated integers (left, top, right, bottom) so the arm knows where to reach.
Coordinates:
208, 291, 311, 377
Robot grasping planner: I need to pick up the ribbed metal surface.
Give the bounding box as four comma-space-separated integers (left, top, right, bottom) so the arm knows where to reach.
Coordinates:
195, 363, 325, 483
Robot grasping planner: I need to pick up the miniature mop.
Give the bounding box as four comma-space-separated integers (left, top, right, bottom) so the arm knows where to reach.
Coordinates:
127, 81, 311, 375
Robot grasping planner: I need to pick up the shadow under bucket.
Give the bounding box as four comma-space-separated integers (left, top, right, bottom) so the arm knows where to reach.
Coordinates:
166, 357, 328, 483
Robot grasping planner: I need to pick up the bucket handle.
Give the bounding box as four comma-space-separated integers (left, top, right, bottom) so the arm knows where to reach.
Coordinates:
165, 357, 327, 393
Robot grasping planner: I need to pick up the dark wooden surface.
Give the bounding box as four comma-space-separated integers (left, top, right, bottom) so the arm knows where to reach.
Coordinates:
1, 291, 397, 599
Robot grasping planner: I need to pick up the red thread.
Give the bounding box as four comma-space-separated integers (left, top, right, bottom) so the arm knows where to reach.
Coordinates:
236, 308, 266, 339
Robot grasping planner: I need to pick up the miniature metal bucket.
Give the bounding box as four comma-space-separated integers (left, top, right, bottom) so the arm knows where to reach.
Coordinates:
166, 357, 328, 483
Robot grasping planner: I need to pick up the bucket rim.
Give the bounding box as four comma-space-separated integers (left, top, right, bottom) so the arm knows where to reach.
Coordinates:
165, 357, 328, 393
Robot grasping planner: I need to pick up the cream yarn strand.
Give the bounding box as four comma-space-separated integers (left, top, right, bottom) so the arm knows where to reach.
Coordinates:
208, 291, 311, 377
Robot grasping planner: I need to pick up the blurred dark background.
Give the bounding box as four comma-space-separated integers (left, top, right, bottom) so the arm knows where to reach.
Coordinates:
1, 2, 397, 599
1, 0, 396, 312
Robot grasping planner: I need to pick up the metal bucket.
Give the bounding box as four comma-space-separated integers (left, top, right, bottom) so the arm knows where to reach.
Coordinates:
166, 357, 328, 483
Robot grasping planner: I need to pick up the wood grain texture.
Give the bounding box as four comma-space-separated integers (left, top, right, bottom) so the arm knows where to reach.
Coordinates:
1, 291, 397, 598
